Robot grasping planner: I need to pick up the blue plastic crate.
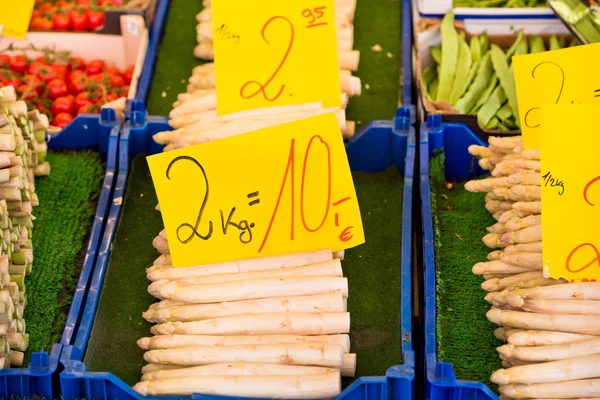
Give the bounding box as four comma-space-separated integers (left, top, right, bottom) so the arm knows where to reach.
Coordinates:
0, 108, 121, 400
420, 114, 500, 400
59, 105, 416, 400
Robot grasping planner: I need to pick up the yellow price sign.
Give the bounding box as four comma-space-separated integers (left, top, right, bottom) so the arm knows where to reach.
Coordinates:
147, 113, 364, 267
0, 0, 35, 40
541, 104, 600, 283
513, 42, 600, 150
211, 0, 342, 116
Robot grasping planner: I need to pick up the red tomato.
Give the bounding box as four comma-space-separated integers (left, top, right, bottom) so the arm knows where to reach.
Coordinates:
48, 78, 68, 100
53, 64, 69, 81
9, 55, 28, 74
38, 3, 53, 12
105, 67, 121, 76
0, 55, 11, 68
77, 103, 99, 115
86, 60, 105, 75
36, 64, 57, 84
36, 15, 54, 30
69, 57, 86, 72
56, 0, 73, 7
75, 91, 94, 108
17, 84, 37, 101
122, 65, 134, 85
52, 96, 76, 115
75, 0, 90, 5
52, 12, 71, 31
87, 10, 105, 31
70, 8, 88, 31
53, 112, 74, 128
108, 74, 124, 88
23, 74, 44, 95
4, 77, 23, 89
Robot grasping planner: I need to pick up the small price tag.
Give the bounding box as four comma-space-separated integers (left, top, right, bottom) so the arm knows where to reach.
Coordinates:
0, 0, 35, 40
211, 0, 342, 116
541, 104, 600, 282
513, 42, 600, 150
147, 113, 364, 267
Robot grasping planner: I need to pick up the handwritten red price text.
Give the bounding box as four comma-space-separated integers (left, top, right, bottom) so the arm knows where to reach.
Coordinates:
258, 134, 354, 253
563, 175, 600, 281
239, 7, 329, 102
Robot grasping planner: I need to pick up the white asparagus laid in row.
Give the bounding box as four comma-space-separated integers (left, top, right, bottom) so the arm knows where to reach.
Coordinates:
500, 224, 541, 245
497, 337, 600, 362
138, 333, 350, 352
146, 249, 332, 281
492, 354, 600, 385
151, 312, 350, 336
154, 259, 343, 288
472, 261, 533, 275
141, 362, 340, 381
152, 277, 348, 303
504, 241, 543, 254
143, 343, 345, 367
506, 282, 600, 300
487, 307, 600, 335
500, 252, 542, 269
134, 371, 342, 398
498, 210, 534, 224
507, 330, 598, 346
143, 292, 347, 323
504, 295, 600, 315
499, 378, 600, 399
504, 215, 541, 232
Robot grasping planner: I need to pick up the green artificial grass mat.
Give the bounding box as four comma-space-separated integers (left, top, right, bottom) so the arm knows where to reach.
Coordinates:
430, 151, 502, 390
344, 166, 403, 380
83, 155, 404, 386
346, 0, 402, 129
25, 151, 104, 362
146, 0, 402, 128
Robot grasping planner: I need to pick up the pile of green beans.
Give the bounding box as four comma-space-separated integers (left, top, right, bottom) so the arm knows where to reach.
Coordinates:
422, 12, 578, 131
454, 0, 546, 8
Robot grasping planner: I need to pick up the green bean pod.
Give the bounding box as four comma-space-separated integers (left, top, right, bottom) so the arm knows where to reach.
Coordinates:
436, 12, 459, 102
490, 45, 520, 122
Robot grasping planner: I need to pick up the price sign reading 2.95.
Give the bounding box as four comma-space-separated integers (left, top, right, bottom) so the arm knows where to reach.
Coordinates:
513, 42, 600, 150
212, 0, 342, 116
147, 113, 364, 267
541, 104, 600, 283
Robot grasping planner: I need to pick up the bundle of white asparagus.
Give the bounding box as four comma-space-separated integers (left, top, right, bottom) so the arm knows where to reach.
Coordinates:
133, 247, 355, 398
464, 136, 600, 399
0, 85, 52, 369
151, 0, 362, 151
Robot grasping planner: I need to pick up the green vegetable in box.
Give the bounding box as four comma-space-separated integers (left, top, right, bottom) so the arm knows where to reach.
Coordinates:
421, 12, 578, 131
548, 0, 600, 43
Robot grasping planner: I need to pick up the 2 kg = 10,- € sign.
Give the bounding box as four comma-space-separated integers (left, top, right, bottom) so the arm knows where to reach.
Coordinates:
212, 0, 342, 116
147, 113, 364, 267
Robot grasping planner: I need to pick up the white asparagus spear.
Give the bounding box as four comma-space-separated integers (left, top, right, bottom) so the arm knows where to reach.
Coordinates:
141, 364, 183, 374
143, 344, 345, 367
492, 354, 600, 385
482, 233, 509, 249
499, 378, 600, 398
500, 252, 542, 269
141, 362, 339, 381
503, 242, 542, 254
153, 277, 348, 303
489, 136, 523, 149
482, 278, 501, 292
506, 172, 540, 186
472, 261, 532, 275
488, 251, 503, 261
150, 312, 350, 336
498, 210, 534, 224
161, 259, 342, 287
146, 250, 332, 281
485, 200, 514, 214
498, 337, 600, 362
504, 295, 600, 315
467, 145, 501, 159
497, 271, 544, 290
512, 201, 541, 214
508, 330, 598, 346
137, 334, 350, 352
133, 371, 342, 398
504, 215, 541, 231
500, 225, 541, 245
487, 307, 600, 335
143, 292, 347, 323
508, 282, 600, 300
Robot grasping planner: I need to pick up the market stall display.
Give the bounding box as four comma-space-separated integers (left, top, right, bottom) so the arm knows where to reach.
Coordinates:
0, 48, 133, 127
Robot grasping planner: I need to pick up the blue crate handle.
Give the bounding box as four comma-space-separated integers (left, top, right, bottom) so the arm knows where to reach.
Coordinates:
420, 114, 500, 400
60, 103, 415, 400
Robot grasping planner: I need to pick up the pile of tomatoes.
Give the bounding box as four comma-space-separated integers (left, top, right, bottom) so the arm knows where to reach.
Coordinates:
0, 52, 133, 128
30, 0, 136, 32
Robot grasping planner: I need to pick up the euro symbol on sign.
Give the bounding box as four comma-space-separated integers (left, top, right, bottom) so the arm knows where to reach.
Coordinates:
338, 226, 354, 242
